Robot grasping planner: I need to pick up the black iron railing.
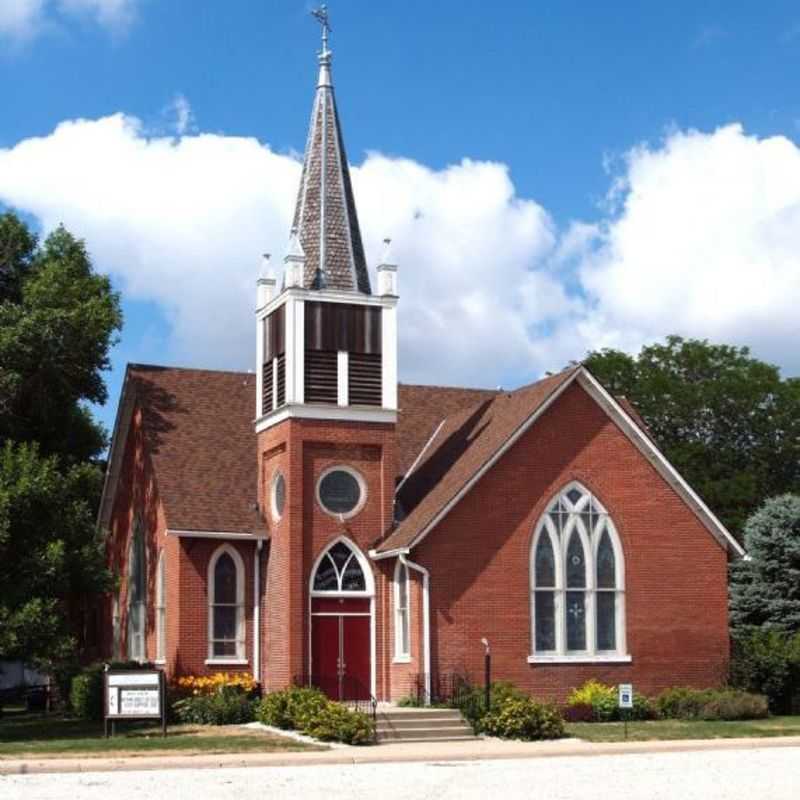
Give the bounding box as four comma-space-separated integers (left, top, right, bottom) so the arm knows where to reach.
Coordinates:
412, 672, 479, 710
293, 673, 377, 722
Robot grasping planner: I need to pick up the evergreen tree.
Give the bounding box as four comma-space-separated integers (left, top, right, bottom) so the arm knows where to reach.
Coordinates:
730, 494, 800, 634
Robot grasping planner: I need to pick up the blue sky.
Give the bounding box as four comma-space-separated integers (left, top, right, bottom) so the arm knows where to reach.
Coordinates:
1, 0, 800, 437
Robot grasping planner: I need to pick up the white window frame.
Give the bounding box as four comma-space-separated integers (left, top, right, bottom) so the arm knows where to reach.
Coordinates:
207, 544, 247, 665
393, 560, 411, 662
316, 465, 368, 520
127, 522, 146, 663
155, 551, 166, 663
529, 482, 629, 664
112, 594, 121, 661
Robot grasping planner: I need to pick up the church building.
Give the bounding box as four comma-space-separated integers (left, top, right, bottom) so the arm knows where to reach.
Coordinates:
98, 19, 745, 704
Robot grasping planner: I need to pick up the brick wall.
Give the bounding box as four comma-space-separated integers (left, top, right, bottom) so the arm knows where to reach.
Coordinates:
411, 380, 730, 702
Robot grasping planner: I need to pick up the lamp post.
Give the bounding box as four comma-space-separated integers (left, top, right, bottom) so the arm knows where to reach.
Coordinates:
481, 638, 491, 712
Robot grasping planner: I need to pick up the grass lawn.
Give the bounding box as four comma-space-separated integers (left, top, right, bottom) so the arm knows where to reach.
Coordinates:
566, 716, 800, 743
0, 706, 324, 759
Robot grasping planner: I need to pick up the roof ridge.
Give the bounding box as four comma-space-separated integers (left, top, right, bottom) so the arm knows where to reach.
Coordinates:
128, 363, 253, 377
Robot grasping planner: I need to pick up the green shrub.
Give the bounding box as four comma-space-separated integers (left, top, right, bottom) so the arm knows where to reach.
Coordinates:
655, 687, 768, 721
173, 688, 256, 725
482, 696, 564, 740
70, 664, 105, 721
255, 686, 375, 744
302, 702, 375, 745
450, 680, 527, 730
730, 629, 800, 714
255, 686, 329, 730
565, 680, 654, 722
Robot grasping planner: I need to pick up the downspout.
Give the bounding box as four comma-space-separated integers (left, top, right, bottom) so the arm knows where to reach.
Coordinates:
399, 554, 430, 705
253, 540, 263, 683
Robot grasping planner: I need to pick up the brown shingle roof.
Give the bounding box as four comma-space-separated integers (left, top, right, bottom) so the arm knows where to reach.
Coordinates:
128, 365, 264, 535
117, 366, 497, 535
376, 368, 581, 554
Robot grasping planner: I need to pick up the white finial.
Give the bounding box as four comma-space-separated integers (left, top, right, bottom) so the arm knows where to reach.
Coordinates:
284, 227, 306, 288
377, 235, 398, 296
256, 253, 276, 308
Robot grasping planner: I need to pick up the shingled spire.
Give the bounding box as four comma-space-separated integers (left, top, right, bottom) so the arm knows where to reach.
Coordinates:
290, 6, 371, 294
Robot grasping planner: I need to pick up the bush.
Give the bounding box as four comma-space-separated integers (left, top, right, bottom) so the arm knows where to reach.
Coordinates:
564, 680, 654, 722
172, 687, 256, 725
70, 664, 105, 721
70, 660, 153, 721
482, 696, 564, 741
303, 702, 375, 745
255, 686, 374, 745
655, 687, 768, 721
730, 629, 800, 714
255, 686, 328, 730
450, 680, 527, 730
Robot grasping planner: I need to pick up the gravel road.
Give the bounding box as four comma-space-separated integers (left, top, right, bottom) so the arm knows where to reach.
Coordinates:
3, 746, 799, 800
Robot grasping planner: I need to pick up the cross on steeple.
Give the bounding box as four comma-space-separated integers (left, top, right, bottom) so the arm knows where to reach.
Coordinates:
311, 5, 331, 58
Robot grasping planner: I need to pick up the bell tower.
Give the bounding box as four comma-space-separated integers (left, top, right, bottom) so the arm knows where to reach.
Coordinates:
255, 6, 398, 698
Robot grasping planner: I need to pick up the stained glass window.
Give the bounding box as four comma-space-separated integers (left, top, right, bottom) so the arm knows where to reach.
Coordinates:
531, 485, 625, 657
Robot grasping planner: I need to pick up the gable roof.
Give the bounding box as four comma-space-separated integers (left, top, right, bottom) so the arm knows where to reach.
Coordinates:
98, 365, 265, 537
373, 366, 745, 558
98, 365, 495, 537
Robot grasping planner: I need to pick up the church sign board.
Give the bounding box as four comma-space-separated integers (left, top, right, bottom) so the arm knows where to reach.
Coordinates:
104, 669, 166, 737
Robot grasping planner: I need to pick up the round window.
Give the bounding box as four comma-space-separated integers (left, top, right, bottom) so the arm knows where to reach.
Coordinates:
271, 472, 286, 521
317, 467, 365, 518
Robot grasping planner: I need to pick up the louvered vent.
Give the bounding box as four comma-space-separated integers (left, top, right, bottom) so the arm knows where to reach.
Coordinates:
348, 353, 382, 406
262, 359, 274, 415
305, 350, 338, 404
276, 353, 286, 407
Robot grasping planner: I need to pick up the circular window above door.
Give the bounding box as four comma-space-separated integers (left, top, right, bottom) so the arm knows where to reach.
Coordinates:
317, 466, 366, 519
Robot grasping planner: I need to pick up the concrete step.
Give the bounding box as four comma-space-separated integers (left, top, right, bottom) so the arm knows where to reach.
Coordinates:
375, 707, 478, 743
378, 725, 475, 741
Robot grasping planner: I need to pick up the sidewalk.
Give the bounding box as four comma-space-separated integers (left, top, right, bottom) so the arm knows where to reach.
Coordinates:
3, 734, 800, 776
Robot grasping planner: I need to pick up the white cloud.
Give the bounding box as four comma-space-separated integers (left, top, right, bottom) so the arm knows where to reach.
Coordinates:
0, 0, 46, 40
0, 113, 798, 390
576, 124, 800, 369
0, 0, 135, 41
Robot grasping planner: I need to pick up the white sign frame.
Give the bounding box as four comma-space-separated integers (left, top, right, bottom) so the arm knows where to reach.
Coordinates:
618, 683, 633, 709
104, 669, 166, 737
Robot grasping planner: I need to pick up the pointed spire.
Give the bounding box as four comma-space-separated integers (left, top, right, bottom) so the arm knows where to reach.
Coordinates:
289, 6, 371, 294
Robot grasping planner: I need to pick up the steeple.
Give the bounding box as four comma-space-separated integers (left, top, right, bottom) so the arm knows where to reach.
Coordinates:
290, 5, 372, 294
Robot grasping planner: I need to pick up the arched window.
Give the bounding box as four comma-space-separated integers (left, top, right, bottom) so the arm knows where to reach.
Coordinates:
127, 519, 146, 662
155, 552, 166, 662
530, 483, 627, 660
394, 560, 410, 660
208, 546, 245, 661
312, 540, 369, 593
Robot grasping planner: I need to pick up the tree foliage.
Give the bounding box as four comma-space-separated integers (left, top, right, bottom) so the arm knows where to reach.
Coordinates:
729, 494, 800, 634
0, 212, 121, 668
583, 336, 800, 537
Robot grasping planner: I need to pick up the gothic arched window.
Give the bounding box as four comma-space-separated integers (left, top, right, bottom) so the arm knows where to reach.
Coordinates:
208, 546, 245, 661
312, 539, 370, 593
530, 483, 627, 660
127, 519, 146, 662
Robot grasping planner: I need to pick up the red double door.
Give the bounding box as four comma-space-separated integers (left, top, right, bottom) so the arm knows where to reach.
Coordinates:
310, 597, 371, 701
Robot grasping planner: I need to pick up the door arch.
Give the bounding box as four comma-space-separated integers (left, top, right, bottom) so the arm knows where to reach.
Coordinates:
309, 537, 375, 701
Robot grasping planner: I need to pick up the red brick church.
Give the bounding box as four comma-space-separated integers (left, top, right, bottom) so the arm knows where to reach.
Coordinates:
98, 21, 745, 704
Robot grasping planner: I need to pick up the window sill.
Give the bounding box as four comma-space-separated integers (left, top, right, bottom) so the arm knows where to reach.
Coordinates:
205, 659, 249, 666
392, 655, 412, 664
527, 654, 632, 664
154, 659, 166, 665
